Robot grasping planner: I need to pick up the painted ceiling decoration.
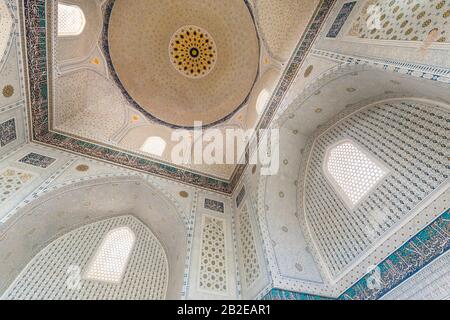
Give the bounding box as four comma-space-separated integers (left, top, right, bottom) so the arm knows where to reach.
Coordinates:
103, 0, 259, 129
21, 0, 337, 194
1, 0, 449, 302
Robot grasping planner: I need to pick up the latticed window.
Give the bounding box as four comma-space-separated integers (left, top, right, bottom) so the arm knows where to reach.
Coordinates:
84, 227, 136, 283
324, 140, 388, 208
140, 136, 167, 157
57, 3, 86, 36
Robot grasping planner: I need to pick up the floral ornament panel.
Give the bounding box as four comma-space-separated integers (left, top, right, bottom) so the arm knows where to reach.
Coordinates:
0, 168, 34, 204
348, 0, 449, 42
19, 152, 56, 168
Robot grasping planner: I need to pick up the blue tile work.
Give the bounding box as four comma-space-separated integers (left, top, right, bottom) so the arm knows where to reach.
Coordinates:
263, 288, 331, 300
19, 152, 56, 168
263, 209, 449, 300
236, 186, 246, 208
204, 198, 225, 213
0, 118, 17, 147
326, 1, 356, 38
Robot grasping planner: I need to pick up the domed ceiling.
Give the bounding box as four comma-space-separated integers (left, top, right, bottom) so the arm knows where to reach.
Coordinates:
25, 0, 333, 192
106, 0, 259, 128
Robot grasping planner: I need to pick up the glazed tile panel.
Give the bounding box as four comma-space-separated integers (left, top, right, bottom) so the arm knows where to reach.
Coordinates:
380, 252, 450, 300
19, 152, 56, 168
348, 0, 449, 42
264, 209, 449, 300
22, 0, 337, 193
263, 288, 331, 300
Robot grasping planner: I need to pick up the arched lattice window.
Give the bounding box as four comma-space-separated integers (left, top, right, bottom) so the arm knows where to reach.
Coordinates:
57, 3, 86, 36
324, 140, 388, 208
84, 227, 136, 283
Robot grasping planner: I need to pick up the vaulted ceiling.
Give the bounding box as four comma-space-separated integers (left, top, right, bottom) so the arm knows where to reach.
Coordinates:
22, 0, 325, 193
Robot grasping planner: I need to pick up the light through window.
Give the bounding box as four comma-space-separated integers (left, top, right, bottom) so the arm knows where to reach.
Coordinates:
140, 136, 167, 157
84, 227, 135, 284
57, 3, 86, 36
324, 140, 388, 208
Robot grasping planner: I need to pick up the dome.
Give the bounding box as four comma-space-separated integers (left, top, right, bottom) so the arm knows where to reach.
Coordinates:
106, 0, 259, 128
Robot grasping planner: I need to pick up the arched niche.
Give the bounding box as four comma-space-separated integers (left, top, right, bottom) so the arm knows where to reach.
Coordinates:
0, 0, 13, 69
0, 176, 187, 299
245, 67, 281, 129
3, 215, 169, 300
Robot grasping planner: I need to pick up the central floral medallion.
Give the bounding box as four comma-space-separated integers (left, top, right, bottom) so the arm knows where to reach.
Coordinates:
169, 25, 217, 79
